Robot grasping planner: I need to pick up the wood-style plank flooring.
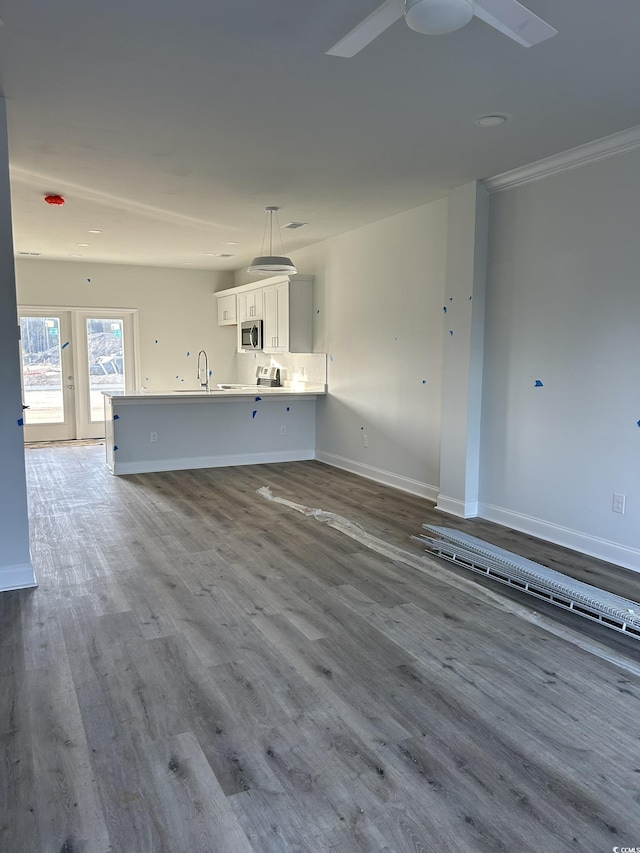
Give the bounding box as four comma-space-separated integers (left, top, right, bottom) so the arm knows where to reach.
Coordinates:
2, 445, 640, 852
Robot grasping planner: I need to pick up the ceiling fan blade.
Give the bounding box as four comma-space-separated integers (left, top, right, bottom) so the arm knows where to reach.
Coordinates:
326, 0, 405, 57
474, 0, 558, 47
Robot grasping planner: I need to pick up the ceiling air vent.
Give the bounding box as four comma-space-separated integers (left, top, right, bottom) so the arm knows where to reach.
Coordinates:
283, 222, 308, 230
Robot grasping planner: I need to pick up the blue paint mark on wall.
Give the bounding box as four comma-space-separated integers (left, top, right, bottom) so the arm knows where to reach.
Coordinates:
534, 380, 544, 387
155, 340, 158, 344
637, 420, 640, 428
329, 354, 334, 362
87, 278, 91, 283
252, 410, 257, 419
449, 330, 454, 336
113, 414, 120, 420
186, 351, 190, 357
255, 396, 262, 402
61, 341, 70, 349
443, 306, 447, 313
422, 380, 427, 385
286, 406, 290, 412
17, 418, 24, 426
113, 445, 119, 452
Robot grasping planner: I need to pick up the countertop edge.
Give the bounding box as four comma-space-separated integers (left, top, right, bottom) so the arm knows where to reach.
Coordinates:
104, 387, 326, 404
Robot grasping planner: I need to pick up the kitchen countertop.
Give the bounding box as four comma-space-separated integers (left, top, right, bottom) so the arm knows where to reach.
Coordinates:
103, 384, 326, 403
103, 383, 322, 475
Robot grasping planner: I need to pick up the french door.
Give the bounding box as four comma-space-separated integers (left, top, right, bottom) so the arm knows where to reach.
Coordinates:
19, 308, 137, 442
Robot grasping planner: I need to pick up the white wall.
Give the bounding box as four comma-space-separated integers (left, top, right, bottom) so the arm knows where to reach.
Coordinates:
237, 199, 449, 499
16, 259, 235, 391
0, 99, 36, 590
480, 149, 640, 569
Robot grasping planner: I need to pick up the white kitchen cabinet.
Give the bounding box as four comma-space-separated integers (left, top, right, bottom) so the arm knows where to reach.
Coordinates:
238, 288, 262, 322
215, 274, 313, 351
263, 277, 312, 353
216, 293, 237, 326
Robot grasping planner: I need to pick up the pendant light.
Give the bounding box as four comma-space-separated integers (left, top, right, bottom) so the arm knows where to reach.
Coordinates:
405, 0, 474, 35
247, 206, 297, 275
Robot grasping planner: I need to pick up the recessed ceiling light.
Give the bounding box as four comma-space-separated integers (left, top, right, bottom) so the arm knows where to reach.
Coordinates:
88, 229, 102, 234
225, 241, 239, 245
475, 114, 508, 128
77, 242, 90, 247
202, 252, 216, 256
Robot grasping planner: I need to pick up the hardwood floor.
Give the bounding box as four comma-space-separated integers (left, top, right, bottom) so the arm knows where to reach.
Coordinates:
2, 445, 640, 852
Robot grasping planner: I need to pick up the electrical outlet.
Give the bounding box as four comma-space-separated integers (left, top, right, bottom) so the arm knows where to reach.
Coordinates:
150, 431, 158, 443
362, 434, 368, 448
280, 425, 286, 435
612, 493, 626, 514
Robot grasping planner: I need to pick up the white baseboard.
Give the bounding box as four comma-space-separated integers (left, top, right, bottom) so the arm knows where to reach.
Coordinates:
436, 495, 479, 518
0, 563, 38, 592
112, 449, 316, 475
479, 502, 640, 574
315, 451, 439, 501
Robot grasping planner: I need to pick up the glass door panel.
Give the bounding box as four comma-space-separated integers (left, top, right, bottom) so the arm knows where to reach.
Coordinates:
19, 312, 75, 442
75, 311, 135, 439
86, 318, 126, 422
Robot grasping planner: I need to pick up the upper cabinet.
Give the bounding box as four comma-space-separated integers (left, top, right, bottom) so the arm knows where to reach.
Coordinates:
216, 293, 237, 326
263, 277, 312, 353
238, 288, 262, 322
215, 274, 313, 351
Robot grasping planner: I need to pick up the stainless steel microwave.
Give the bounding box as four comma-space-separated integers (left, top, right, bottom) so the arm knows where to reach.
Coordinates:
241, 320, 263, 350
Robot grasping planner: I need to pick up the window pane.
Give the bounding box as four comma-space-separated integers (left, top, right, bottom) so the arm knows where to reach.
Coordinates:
20, 317, 64, 424
86, 318, 126, 422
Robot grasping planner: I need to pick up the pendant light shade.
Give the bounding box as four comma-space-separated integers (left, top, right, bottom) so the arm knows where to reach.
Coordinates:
405, 0, 474, 35
247, 206, 297, 275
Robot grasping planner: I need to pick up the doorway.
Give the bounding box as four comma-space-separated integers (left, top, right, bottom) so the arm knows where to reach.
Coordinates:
19, 308, 138, 441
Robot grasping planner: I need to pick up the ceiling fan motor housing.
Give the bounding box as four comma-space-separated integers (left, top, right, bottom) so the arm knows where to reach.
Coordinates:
405, 0, 474, 35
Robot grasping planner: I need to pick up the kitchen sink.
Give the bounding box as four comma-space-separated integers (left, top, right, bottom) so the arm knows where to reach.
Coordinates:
216, 383, 263, 390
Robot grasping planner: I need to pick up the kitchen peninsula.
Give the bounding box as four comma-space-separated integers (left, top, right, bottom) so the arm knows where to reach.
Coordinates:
104, 384, 325, 475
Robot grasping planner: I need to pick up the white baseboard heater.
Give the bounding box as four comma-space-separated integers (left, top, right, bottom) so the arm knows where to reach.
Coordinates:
414, 526, 640, 642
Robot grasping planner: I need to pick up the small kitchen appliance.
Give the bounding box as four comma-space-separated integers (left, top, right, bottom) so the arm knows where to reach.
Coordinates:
256, 366, 281, 387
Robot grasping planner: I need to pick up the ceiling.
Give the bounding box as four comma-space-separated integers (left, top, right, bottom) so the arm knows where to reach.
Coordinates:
1, 0, 639, 271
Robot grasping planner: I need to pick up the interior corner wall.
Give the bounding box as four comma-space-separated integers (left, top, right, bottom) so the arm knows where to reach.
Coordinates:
0, 98, 35, 590
235, 199, 448, 499
480, 148, 640, 571
15, 259, 236, 392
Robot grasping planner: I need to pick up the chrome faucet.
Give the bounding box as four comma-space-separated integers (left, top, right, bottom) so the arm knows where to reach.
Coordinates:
196, 350, 210, 392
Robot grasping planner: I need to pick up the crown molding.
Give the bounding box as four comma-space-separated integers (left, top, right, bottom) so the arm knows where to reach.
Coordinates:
483, 124, 640, 194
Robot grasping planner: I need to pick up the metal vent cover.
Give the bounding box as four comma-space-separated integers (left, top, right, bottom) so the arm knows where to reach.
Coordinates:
415, 526, 640, 640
